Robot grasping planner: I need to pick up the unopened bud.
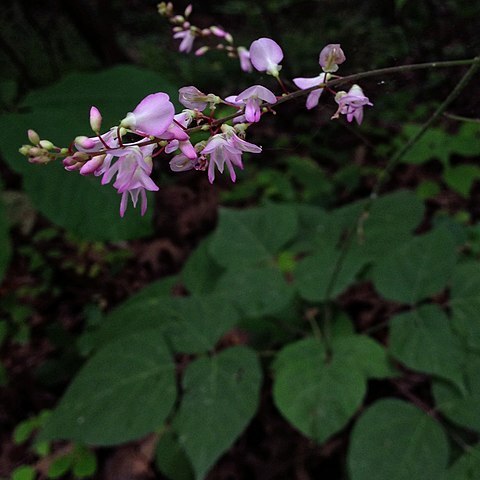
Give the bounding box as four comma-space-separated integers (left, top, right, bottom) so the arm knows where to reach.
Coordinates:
89, 106, 102, 133
19, 145, 31, 155
39, 140, 55, 150
172, 15, 185, 24
27, 129, 40, 145
201, 28, 211, 36
195, 46, 209, 56
225, 33, 233, 43
210, 26, 226, 38
75, 136, 96, 150
29, 155, 50, 164
184, 4, 192, 17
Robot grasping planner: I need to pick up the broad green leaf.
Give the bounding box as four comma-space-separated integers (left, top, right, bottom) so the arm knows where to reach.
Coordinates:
294, 245, 364, 302
0, 66, 178, 240
213, 266, 294, 318
290, 204, 329, 253
273, 337, 366, 443
444, 165, 480, 198
0, 197, 11, 282
156, 431, 194, 480
333, 335, 396, 379
433, 352, 480, 433
389, 305, 465, 387
173, 347, 261, 479
372, 227, 457, 304
350, 190, 424, 261
450, 262, 480, 350
95, 293, 238, 354
40, 330, 176, 445
72, 447, 97, 478
181, 237, 224, 294
400, 125, 452, 165
348, 399, 449, 480
446, 444, 480, 479
208, 204, 298, 268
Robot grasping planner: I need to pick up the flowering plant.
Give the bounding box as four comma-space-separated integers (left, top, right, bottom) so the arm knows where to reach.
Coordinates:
4, 2, 480, 480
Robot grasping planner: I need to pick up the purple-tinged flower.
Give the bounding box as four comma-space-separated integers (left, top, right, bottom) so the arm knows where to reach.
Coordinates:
98, 145, 158, 217
331, 84, 373, 125
120, 93, 175, 137
234, 85, 277, 123
293, 73, 328, 110
201, 124, 261, 183
89, 106, 102, 133
75, 128, 119, 153
238, 46, 253, 72
178, 86, 220, 111
161, 111, 197, 160
173, 29, 196, 53
249, 38, 283, 77
319, 44, 346, 73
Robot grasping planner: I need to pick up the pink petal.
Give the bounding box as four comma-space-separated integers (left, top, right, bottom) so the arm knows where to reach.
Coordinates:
249, 38, 283, 74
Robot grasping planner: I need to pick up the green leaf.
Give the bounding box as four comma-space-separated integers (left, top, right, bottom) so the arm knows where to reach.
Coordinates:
400, 125, 452, 165
48, 454, 73, 479
433, 352, 480, 433
333, 335, 396, 379
372, 227, 457, 304
389, 305, 465, 387
181, 237, 224, 294
173, 346, 262, 479
273, 337, 366, 443
348, 399, 449, 480
72, 446, 97, 478
95, 293, 238, 354
294, 245, 364, 302
444, 165, 480, 198
446, 444, 480, 479
416, 180, 441, 200
450, 262, 480, 350
209, 204, 298, 268
11, 466, 36, 480
0, 66, 178, 241
213, 267, 294, 318
0, 197, 11, 282
350, 190, 425, 261
40, 330, 176, 445
156, 431, 194, 480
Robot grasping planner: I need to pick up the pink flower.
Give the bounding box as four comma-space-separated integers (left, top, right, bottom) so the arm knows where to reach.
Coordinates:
331, 84, 373, 125
293, 73, 328, 110
234, 85, 277, 123
249, 38, 283, 77
201, 125, 261, 183
120, 93, 175, 137
98, 145, 158, 217
178, 86, 219, 111
237, 47, 253, 73
161, 112, 197, 160
173, 29, 196, 53
319, 44, 346, 73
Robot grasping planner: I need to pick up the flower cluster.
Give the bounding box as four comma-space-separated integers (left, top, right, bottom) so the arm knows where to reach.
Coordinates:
21, 5, 373, 217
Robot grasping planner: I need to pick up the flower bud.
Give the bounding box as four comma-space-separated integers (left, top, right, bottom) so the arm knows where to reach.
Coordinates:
75, 136, 97, 150
27, 129, 40, 145
39, 140, 55, 150
19, 145, 31, 155
210, 26, 227, 38
184, 4, 192, 17
195, 46, 209, 56
89, 106, 102, 133
29, 155, 50, 164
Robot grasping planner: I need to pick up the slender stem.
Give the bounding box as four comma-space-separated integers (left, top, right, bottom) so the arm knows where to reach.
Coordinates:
443, 112, 480, 124
62, 56, 480, 157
